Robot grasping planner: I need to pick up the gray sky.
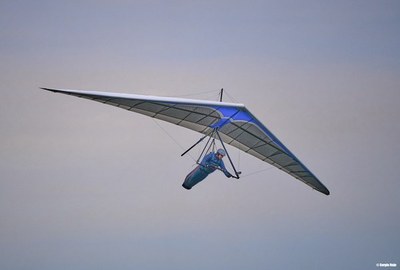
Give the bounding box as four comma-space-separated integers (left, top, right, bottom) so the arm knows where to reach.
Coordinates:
1, 1, 399, 269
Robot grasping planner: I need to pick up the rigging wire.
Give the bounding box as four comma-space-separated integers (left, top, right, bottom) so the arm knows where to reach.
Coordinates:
239, 166, 275, 179
221, 89, 240, 103
151, 118, 197, 163
167, 89, 220, 99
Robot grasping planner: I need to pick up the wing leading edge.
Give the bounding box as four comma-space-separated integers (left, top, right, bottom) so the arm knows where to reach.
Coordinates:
42, 87, 330, 195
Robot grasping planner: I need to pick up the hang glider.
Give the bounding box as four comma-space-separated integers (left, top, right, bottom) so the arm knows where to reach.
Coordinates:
42, 87, 330, 195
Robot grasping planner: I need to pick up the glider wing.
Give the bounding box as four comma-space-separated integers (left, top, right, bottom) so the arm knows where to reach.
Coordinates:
42, 88, 329, 195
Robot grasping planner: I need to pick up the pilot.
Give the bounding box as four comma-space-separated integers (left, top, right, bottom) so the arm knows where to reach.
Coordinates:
182, 148, 232, 190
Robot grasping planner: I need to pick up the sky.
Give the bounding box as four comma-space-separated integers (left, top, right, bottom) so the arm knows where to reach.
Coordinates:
1, 0, 399, 269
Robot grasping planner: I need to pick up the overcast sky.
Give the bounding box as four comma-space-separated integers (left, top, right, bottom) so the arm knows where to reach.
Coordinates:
1, 1, 399, 269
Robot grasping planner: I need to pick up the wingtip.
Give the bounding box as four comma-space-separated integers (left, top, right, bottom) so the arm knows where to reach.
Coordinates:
40, 87, 55, 92
314, 185, 330, 196
321, 187, 330, 196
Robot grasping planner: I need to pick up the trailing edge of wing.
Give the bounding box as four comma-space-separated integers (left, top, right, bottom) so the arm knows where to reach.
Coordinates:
42, 87, 330, 195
